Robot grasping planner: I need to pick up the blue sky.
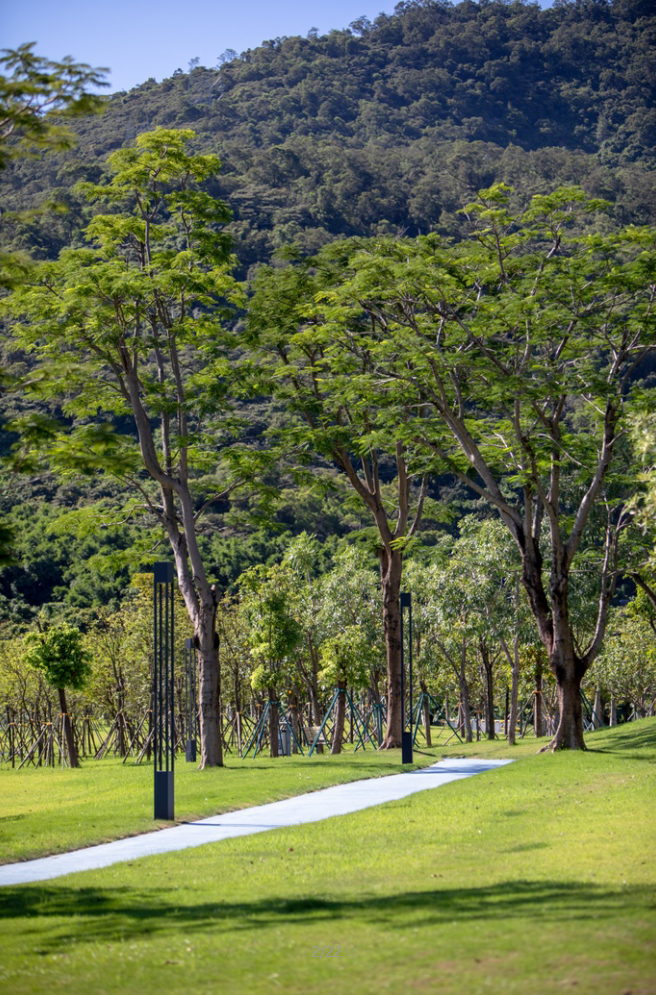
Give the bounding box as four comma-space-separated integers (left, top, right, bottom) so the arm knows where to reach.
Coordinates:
1, 0, 553, 94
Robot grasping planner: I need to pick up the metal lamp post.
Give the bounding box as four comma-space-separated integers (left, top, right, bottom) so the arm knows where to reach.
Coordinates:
153, 562, 175, 819
400, 591, 413, 764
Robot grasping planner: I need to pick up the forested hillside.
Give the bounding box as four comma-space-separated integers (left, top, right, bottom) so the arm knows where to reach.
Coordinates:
1, 0, 655, 624
2, 0, 655, 273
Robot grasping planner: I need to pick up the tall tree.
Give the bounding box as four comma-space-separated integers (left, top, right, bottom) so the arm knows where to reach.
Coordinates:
0, 43, 107, 563
247, 250, 429, 747
4, 128, 242, 767
298, 186, 656, 749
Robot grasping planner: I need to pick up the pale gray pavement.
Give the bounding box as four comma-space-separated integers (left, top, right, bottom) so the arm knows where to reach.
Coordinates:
0, 757, 512, 887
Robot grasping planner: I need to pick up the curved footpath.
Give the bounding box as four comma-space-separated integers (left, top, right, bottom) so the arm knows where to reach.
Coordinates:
0, 758, 512, 887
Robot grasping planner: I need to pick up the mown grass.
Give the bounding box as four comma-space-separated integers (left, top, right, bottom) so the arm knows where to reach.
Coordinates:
0, 720, 654, 994
0, 726, 494, 863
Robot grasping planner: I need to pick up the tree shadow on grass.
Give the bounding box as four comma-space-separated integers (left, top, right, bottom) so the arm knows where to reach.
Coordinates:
586, 722, 656, 761
0, 880, 653, 950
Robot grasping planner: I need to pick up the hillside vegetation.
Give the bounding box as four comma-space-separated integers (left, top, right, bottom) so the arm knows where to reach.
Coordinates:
1, 0, 655, 623
2, 0, 655, 273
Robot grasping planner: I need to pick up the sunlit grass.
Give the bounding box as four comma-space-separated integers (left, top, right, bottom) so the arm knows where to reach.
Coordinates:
0, 730, 470, 863
0, 720, 654, 994
0, 723, 619, 864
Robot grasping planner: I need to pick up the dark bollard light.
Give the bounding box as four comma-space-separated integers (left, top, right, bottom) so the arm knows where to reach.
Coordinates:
400, 591, 413, 765
154, 562, 175, 819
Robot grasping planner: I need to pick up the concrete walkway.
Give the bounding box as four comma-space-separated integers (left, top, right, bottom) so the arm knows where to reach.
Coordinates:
0, 758, 512, 887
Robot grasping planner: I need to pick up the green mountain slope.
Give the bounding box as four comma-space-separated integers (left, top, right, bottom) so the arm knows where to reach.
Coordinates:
1, 0, 655, 619
2, 0, 655, 272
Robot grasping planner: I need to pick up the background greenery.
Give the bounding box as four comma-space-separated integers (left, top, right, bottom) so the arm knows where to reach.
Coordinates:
2, 0, 656, 623
0, 719, 653, 995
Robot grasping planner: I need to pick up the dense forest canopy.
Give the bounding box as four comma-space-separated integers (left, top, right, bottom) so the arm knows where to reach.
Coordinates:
1, 0, 655, 624
1, 1, 656, 756
1, 0, 655, 273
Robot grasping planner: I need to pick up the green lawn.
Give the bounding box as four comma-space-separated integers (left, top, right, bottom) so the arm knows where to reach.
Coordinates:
0, 720, 654, 994
0, 726, 507, 863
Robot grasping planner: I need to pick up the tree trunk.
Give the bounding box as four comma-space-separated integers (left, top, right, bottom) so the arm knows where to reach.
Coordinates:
380, 548, 404, 748
539, 583, 588, 751
420, 680, 432, 747
540, 624, 587, 751
58, 687, 79, 768
196, 614, 223, 767
268, 687, 279, 758
534, 653, 545, 738
592, 687, 604, 729
609, 696, 617, 727
521, 530, 607, 751
459, 638, 472, 743
504, 687, 509, 737
507, 634, 520, 747
543, 670, 586, 750
480, 641, 495, 740
349, 687, 354, 744
331, 683, 347, 755
289, 688, 299, 755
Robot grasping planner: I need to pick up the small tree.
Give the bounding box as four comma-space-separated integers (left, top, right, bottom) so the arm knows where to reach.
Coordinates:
282, 532, 326, 727
24, 624, 91, 767
242, 563, 303, 757
319, 627, 372, 754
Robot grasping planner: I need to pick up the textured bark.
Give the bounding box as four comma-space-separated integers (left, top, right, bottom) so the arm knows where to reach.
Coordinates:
58, 687, 79, 768
542, 668, 586, 751
268, 687, 279, 758
534, 654, 545, 738
331, 684, 347, 755
196, 619, 222, 767
420, 680, 432, 747
537, 578, 590, 752
480, 641, 496, 741
380, 548, 403, 748
506, 635, 520, 747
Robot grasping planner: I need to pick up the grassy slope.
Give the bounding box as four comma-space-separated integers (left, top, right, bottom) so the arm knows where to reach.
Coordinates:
0, 730, 479, 864
0, 720, 654, 995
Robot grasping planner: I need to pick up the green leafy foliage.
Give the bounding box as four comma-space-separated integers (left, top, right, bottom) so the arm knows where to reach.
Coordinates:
588, 603, 656, 715
2, 2, 655, 271
242, 562, 303, 691
0, 43, 107, 169
3, 127, 243, 560
24, 623, 91, 690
